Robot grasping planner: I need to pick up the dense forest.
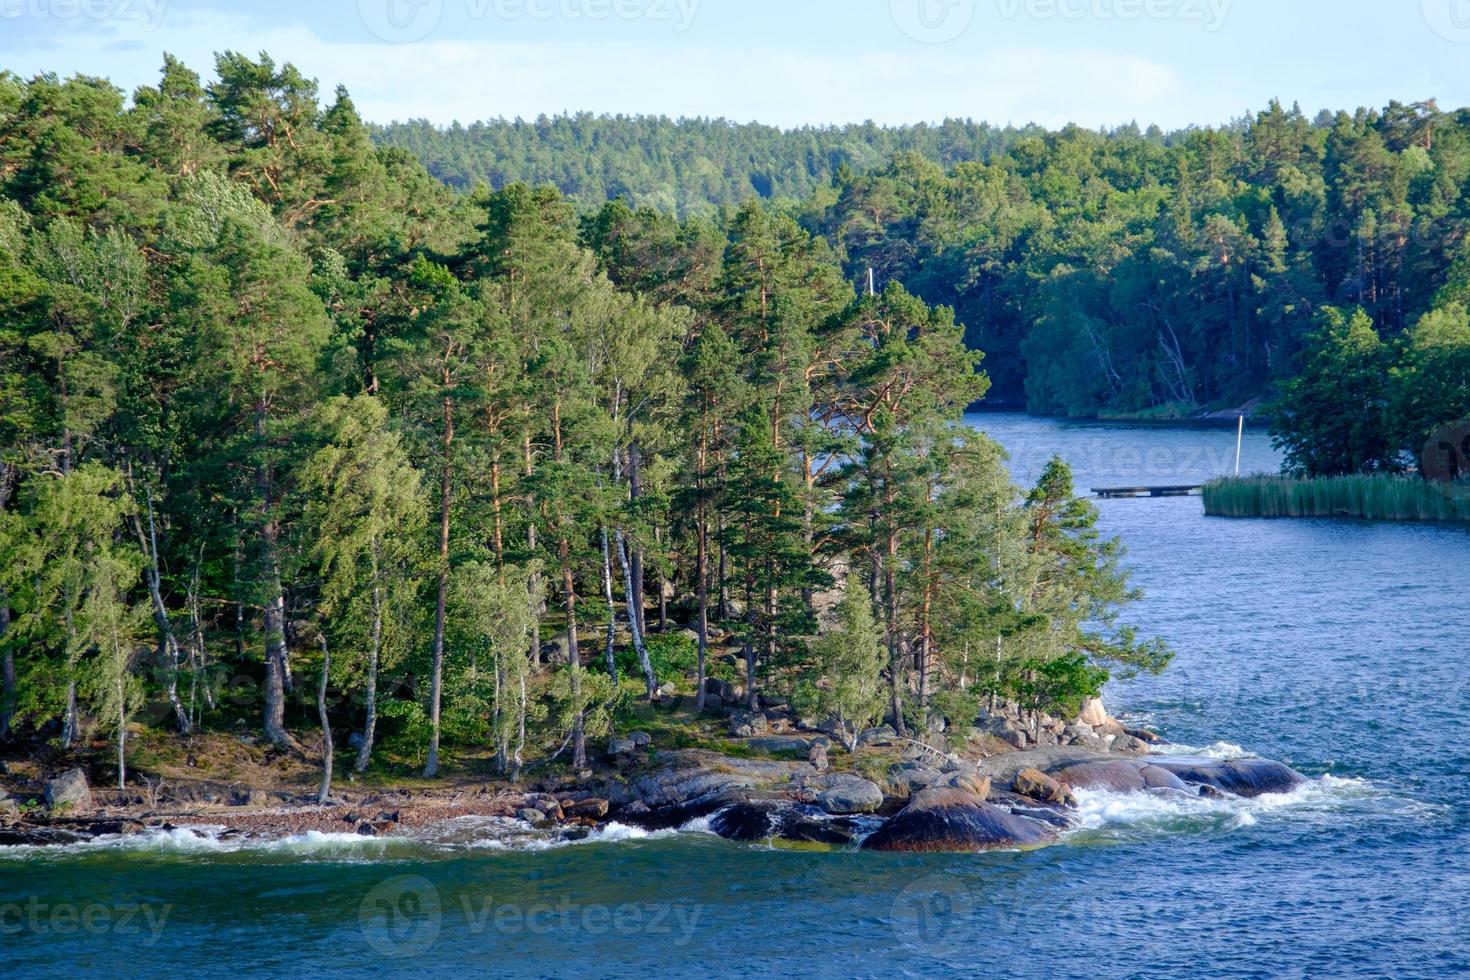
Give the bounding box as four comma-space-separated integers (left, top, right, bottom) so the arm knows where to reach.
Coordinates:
372, 115, 1034, 214
383, 103, 1470, 421
0, 55, 1169, 788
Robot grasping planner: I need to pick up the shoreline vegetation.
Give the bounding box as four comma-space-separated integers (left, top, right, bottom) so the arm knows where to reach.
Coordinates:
0, 694, 1308, 854
1204, 475, 1470, 522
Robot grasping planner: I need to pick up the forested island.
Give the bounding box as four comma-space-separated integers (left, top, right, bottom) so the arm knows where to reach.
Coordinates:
0, 53, 1453, 848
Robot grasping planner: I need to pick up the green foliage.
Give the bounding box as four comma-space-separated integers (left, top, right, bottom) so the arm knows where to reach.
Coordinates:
792, 581, 887, 752
1204, 475, 1470, 522
0, 51, 1181, 768
618, 633, 696, 681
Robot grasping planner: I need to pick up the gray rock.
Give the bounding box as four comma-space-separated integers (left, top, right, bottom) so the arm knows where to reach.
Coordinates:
747, 737, 812, 755
858, 725, 897, 747
1050, 760, 1189, 793
862, 786, 1056, 853
629, 731, 653, 748
517, 808, 546, 825
1111, 734, 1149, 754
44, 769, 93, 813
703, 677, 735, 702
1150, 758, 1307, 798
607, 737, 638, 756
894, 766, 943, 793
999, 730, 1028, 750
813, 774, 884, 815
1012, 767, 1076, 807
808, 743, 829, 773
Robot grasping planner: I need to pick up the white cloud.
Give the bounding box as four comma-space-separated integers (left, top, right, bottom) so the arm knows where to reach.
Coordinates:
1, 9, 1203, 129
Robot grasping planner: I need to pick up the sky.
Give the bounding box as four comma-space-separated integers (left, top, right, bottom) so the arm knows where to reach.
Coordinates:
2, 0, 1469, 130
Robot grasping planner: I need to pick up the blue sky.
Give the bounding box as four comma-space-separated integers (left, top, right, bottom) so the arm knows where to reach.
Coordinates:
2, 0, 1468, 128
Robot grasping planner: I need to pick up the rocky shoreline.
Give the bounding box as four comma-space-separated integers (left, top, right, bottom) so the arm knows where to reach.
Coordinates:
0, 699, 1308, 854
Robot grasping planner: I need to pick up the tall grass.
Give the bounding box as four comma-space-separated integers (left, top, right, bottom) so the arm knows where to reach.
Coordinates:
1204, 475, 1470, 522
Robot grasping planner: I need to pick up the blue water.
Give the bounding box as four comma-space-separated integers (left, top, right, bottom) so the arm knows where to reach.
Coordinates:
3, 414, 1468, 979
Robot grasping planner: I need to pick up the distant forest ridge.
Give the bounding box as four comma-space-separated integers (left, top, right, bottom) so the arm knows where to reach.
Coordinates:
370, 104, 1432, 215
371, 113, 1199, 214
377, 100, 1470, 416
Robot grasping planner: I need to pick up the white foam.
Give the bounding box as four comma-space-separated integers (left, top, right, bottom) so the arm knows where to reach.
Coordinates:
1151, 741, 1256, 759
1065, 769, 1434, 842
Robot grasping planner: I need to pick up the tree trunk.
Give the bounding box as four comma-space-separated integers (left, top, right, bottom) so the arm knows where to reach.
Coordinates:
694, 496, 709, 712
62, 679, 78, 749
627, 444, 648, 640
262, 583, 290, 749
424, 397, 454, 779
0, 603, 13, 740
524, 433, 542, 670
355, 564, 383, 774
917, 529, 935, 718
553, 399, 585, 772
116, 674, 126, 790
743, 577, 759, 711
600, 527, 619, 683
885, 532, 907, 739
561, 538, 586, 772
317, 636, 333, 804
0, 468, 14, 739
616, 529, 658, 700
139, 488, 189, 734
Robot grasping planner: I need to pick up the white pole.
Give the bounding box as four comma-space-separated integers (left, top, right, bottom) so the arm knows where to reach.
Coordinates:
867, 267, 876, 297
1235, 415, 1245, 477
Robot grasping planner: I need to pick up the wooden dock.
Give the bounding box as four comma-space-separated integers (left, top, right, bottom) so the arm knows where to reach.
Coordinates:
1092, 485, 1204, 499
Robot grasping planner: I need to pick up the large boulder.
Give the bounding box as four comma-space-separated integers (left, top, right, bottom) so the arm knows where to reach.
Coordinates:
1012, 768, 1076, 807
1049, 760, 1189, 793
747, 736, 813, 755
862, 786, 1056, 853
44, 769, 93, 813
629, 750, 808, 827
708, 801, 858, 846
1077, 697, 1110, 728
1150, 758, 1306, 798
813, 774, 884, 815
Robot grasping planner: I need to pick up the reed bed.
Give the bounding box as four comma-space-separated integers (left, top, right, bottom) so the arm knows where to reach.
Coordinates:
1203, 475, 1470, 522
